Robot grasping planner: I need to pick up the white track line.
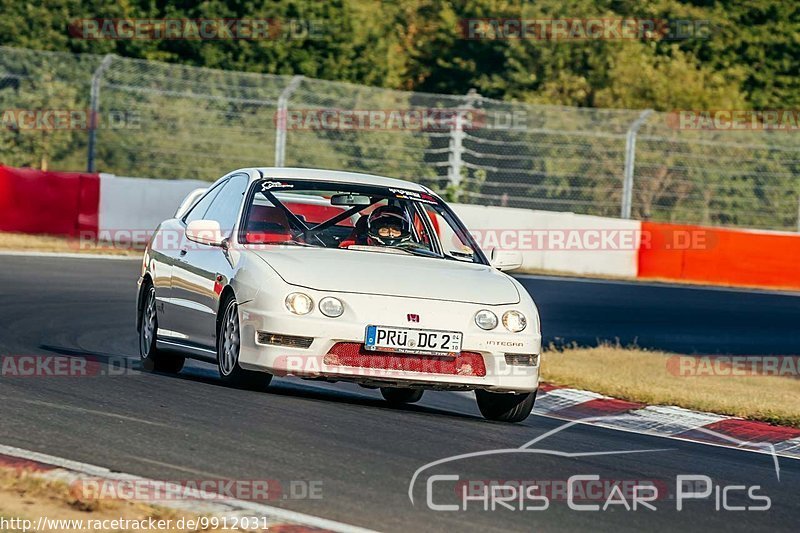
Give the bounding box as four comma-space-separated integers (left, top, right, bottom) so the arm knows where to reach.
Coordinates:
0, 396, 168, 427
0, 444, 378, 533
533, 388, 605, 415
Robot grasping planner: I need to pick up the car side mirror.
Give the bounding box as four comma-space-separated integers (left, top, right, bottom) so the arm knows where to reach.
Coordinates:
490, 248, 522, 271
185, 219, 224, 246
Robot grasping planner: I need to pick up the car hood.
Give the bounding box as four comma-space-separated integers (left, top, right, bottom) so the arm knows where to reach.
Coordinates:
250, 247, 520, 305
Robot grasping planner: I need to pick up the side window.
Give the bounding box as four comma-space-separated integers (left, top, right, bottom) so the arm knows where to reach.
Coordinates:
424, 204, 477, 261
183, 180, 226, 224
202, 174, 249, 237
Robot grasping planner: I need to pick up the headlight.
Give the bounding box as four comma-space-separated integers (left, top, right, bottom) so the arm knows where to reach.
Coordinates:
502, 310, 527, 332
319, 296, 344, 318
475, 310, 498, 330
285, 292, 313, 315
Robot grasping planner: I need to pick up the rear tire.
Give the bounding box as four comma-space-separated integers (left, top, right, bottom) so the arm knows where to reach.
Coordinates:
380, 387, 424, 405
217, 295, 272, 390
139, 283, 184, 374
475, 389, 536, 423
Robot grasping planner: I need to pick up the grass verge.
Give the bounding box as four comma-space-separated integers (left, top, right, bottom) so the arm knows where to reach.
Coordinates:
541, 345, 800, 428
0, 467, 229, 532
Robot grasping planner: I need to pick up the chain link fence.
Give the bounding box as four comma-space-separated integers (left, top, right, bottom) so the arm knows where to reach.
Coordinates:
1, 46, 798, 231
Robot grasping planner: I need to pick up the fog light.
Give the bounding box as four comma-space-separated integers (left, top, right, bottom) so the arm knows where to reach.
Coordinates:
504, 353, 539, 366
475, 310, 498, 330
319, 297, 344, 317
285, 292, 313, 315
257, 331, 314, 348
502, 310, 527, 332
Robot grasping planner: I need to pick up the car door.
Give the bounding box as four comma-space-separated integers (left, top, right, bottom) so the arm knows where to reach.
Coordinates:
155, 180, 227, 340
169, 173, 250, 350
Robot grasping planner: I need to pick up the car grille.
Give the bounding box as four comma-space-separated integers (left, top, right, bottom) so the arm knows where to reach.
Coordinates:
256, 331, 314, 348
324, 342, 486, 377
504, 353, 539, 366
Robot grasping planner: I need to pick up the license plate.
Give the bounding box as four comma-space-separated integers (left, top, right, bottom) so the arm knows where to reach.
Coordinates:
365, 325, 463, 356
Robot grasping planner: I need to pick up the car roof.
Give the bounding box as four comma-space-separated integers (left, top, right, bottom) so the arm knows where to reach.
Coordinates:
242, 167, 431, 192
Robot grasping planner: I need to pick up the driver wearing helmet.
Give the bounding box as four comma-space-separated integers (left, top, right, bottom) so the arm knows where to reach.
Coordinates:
365, 205, 412, 247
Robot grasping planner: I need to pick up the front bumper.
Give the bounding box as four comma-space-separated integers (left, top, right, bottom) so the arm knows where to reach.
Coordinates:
237, 293, 540, 393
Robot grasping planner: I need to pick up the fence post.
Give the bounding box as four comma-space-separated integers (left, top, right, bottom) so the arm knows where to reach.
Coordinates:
86, 54, 114, 173
447, 89, 480, 188
797, 193, 800, 232
274, 75, 303, 167
621, 109, 654, 219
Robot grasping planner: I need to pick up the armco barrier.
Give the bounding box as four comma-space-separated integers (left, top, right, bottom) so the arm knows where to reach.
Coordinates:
98, 174, 642, 278
0, 165, 99, 237
638, 221, 800, 290
98, 174, 207, 244
452, 203, 641, 277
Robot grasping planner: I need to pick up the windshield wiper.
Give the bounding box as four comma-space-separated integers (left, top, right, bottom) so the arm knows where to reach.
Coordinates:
395, 245, 443, 259
443, 249, 475, 262
249, 239, 313, 247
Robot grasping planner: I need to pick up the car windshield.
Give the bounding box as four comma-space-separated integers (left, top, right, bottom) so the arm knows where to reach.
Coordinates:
240, 178, 487, 264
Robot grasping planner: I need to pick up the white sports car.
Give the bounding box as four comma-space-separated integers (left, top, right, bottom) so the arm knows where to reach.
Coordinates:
136, 168, 541, 422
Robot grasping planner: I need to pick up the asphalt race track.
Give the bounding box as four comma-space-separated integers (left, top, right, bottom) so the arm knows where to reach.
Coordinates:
516, 274, 800, 355
0, 255, 798, 532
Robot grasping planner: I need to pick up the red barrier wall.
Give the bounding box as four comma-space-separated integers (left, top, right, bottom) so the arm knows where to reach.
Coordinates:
639, 221, 800, 290
1, 164, 798, 292
0, 166, 99, 237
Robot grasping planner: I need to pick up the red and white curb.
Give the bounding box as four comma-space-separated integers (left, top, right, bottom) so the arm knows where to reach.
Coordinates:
534, 383, 800, 460
0, 444, 376, 533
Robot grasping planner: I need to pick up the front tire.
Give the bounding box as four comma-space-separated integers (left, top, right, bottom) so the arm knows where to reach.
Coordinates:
139, 283, 184, 374
217, 296, 272, 390
380, 387, 424, 404
475, 389, 536, 423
